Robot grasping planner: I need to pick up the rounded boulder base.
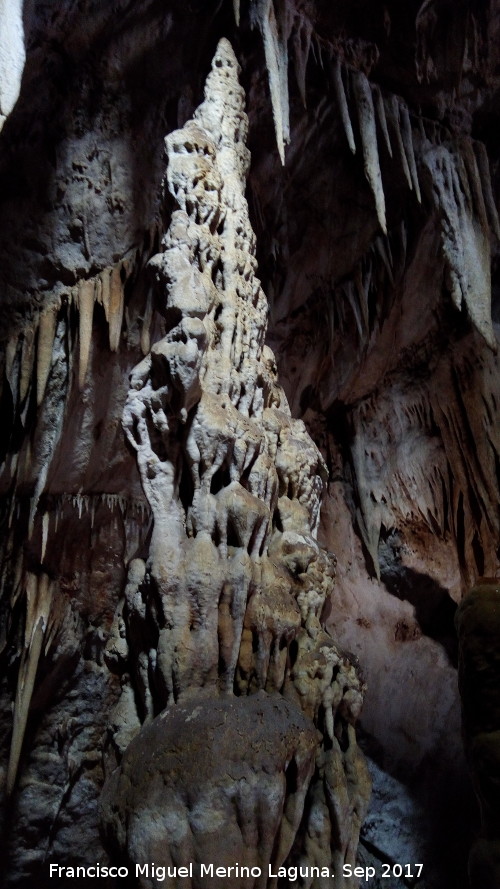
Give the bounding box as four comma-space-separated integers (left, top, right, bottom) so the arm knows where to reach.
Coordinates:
100, 691, 319, 889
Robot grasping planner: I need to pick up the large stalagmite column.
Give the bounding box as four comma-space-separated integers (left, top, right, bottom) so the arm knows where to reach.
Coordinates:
100, 39, 370, 887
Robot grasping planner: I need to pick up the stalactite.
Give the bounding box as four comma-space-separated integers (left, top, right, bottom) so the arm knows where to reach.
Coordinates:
6, 573, 53, 796
332, 57, 356, 155
344, 281, 364, 338
385, 95, 412, 191
474, 141, 500, 241
399, 103, 421, 202
28, 315, 69, 537
108, 264, 125, 352
140, 286, 153, 356
5, 332, 19, 405
41, 512, 49, 563
352, 70, 387, 234
422, 142, 495, 349
36, 305, 58, 406
372, 83, 392, 158
19, 326, 36, 404
251, 0, 290, 165
100, 267, 111, 322
373, 234, 394, 285
77, 279, 95, 390
354, 265, 369, 331
292, 14, 312, 108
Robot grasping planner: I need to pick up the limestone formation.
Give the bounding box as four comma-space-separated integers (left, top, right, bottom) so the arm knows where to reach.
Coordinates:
352, 71, 387, 235
422, 140, 495, 349
101, 38, 370, 886
332, 58, 356, 156
251, 0, 291, 165
0, 3, 500, 887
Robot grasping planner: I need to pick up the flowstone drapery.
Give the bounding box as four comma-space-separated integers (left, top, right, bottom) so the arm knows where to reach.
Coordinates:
100, 39, 370, 887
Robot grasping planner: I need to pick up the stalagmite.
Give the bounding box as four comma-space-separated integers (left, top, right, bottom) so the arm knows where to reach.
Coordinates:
352, 70, 387, 234
6, 573, 53, 796
36, 305, 58, 406
103, 38, 370, 882
108, 265, 124, 352
77, 279, 94, 390
372, 83, 392, 157
399, 102, 421, 202
332, 57, 356, 155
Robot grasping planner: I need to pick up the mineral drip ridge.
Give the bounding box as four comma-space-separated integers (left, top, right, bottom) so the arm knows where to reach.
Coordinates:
96, 38, 370, 884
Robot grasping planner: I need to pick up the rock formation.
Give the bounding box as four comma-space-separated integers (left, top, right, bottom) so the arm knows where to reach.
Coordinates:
100, 39, 370, 886
0, 1, 500, 887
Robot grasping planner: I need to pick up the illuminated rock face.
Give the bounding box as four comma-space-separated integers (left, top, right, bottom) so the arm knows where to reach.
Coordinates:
100, 39, 370, 887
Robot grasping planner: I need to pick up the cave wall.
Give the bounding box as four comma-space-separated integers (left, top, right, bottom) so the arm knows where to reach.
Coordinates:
1, 1, 500, 887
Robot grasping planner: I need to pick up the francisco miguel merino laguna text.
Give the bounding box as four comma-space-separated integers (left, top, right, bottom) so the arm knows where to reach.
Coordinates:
49, 862, 345, 880
49, 861, 424, 881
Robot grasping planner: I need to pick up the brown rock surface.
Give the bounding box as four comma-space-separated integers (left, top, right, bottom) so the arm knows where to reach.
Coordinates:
100, 692, 319, 888
0, 1, 499, 887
